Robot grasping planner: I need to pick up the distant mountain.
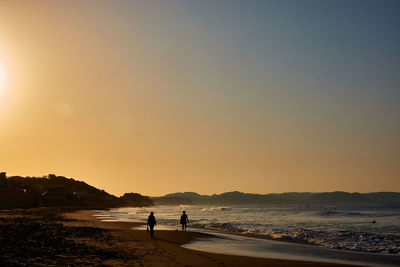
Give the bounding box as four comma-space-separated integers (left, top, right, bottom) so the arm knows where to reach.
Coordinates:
164, 192, 204, 200
151, 191, 400, 207
0, 172, 153, 209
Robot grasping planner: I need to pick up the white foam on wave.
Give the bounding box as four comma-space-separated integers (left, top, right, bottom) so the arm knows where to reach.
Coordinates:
194, 222, 400, 254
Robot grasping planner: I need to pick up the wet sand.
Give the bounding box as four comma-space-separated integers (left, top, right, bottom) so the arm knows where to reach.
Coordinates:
64, 209, 358, 266
0, 208, 357, 266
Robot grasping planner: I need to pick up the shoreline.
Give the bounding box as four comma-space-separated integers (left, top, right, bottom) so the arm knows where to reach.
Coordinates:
97, 204, 400, 256
63, 209, 359, 266
0, 207, 363, 266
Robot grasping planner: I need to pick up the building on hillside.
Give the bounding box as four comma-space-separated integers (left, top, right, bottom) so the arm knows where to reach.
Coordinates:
0, 172, 7, 187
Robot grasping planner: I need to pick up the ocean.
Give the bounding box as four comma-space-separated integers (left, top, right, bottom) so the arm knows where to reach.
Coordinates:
96, 204, 400, 266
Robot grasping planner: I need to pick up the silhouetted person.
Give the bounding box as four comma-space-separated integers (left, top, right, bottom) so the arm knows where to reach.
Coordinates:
180, 211, 189, 231
147, 212, 156, 237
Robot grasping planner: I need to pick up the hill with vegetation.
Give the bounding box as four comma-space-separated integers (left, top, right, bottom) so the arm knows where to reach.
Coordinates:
0, 172, 153, 209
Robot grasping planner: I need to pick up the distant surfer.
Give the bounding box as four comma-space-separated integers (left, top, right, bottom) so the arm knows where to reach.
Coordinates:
180, 211, 189, 231
147, 212, 156, 237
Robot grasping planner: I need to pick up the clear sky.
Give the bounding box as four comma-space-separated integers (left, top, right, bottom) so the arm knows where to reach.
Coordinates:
0, 0, 399, 196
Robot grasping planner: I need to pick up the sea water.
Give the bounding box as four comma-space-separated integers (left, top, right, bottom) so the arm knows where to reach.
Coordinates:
96, 204, 400, 265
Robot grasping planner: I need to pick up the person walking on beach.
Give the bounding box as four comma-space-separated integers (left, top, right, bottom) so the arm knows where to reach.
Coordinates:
147, 212, 156, 237
180, 211, 189, 231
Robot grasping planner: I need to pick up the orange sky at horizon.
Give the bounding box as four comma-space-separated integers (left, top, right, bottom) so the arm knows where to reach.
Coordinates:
0, 1, 399, 196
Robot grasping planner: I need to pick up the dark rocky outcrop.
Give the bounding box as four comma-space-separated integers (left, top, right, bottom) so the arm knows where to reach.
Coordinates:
119, 193, 153, 207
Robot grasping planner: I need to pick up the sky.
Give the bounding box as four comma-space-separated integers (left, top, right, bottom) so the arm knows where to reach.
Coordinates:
0, 0, 399, 196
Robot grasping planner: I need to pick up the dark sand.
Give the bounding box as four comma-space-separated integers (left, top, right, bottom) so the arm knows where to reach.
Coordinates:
0, 208, 358, 266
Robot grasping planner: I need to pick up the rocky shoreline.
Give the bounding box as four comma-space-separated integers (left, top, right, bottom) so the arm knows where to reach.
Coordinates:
0, 208, 136, 266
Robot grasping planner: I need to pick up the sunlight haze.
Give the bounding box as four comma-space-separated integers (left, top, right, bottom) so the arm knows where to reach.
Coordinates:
0, 1, 399, 196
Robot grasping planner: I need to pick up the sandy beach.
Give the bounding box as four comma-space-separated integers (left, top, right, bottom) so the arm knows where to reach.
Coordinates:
0, 207, 358, 266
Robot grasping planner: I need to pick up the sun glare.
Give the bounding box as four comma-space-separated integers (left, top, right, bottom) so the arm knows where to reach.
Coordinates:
0, 64, 4, 91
